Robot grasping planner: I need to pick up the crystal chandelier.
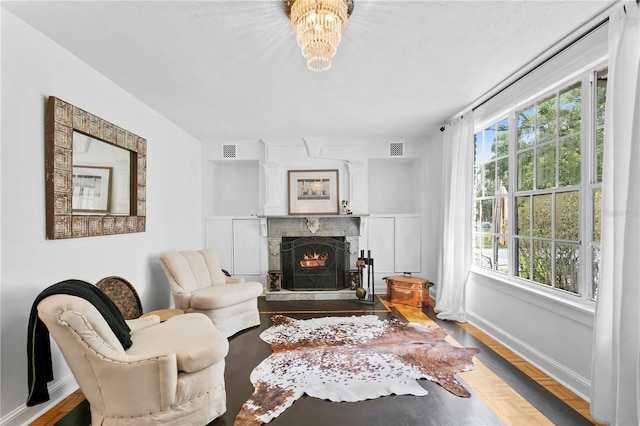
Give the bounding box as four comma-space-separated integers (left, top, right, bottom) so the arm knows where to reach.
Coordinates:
284, 0, 354, 72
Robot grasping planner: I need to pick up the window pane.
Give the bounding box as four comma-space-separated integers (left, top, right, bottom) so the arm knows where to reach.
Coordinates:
484, 161, 496, 196
559, 84, 581, 137
474, 200, 482, 231
533, 194, 552, 238
474, 166, 483, 197
537, 95, 557, 143
516, 238, 531, 279
478, 245, 494, 268
533, 240, 552, 285
593, 188, 602, 242
596, 69, 607, 127
485, 125, 496, 161
483, 237, 494, 269
596, 128, 604, 183
516, 196, 531, 236
496, 235, 508, 274
556, 242, 580, 293
496, 196, 508, 234
592, 244, 601, 299
559, 135, 581, 186
555, 191, 580, 241
517, 106, 535, 149
481, 199, 494, 231
517, 150, 534, 191
496, 118, 509, 157
473, 236, 481, 267
536, 144, 556, 189
497, 157, 509, 193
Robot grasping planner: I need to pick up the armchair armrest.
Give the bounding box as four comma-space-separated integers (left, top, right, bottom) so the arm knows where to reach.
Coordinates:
126, 315, 160, 332
88, 350, 179, 416
222, 269, 244, 282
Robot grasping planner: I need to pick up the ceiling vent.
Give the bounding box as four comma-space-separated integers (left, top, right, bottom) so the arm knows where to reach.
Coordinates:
222, 144, 237, 159
389, 141, 405, 157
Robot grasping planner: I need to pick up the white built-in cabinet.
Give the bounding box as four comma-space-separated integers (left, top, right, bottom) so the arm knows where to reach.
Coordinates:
367, 215, 422, 274
203, 142, 426, 281
205, 217, 261, 275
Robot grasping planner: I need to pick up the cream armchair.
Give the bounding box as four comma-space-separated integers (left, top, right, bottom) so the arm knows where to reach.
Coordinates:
36, 294, 228, 425
159, 249, 264, 337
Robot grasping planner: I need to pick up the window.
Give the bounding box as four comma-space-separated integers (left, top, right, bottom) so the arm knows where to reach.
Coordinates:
472, 65, 607, 301
473, 119, 510, 273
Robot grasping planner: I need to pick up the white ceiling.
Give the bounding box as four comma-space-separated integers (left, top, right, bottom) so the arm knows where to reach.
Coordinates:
3, 0, 615, 143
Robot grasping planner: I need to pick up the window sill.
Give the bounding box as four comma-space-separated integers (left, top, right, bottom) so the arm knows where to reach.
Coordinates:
468, 266, 595, 327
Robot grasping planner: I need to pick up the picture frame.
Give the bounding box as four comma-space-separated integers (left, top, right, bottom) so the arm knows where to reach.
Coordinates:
288, 169, 339, 215
72, 166, 112, 213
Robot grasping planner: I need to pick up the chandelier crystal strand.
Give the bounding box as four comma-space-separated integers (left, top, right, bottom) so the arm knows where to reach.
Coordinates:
289, 0, 348, 72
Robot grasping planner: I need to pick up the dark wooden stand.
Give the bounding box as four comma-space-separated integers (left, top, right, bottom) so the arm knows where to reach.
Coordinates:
356, 250, 375, 304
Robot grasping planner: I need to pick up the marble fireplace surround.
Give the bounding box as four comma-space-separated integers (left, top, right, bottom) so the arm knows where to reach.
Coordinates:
266, 215, 363, 301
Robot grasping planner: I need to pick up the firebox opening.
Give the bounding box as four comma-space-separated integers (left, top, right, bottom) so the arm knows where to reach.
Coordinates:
281, 236, 349, 291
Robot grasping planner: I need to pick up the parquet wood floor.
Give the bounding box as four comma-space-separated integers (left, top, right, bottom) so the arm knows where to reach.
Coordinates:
32, 296, 599, 426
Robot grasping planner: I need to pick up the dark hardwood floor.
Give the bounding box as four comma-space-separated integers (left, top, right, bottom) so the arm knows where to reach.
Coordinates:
38, 296, 598, 426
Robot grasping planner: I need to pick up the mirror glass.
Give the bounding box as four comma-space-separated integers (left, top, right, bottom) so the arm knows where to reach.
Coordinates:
45, 96, 146, 239
72, 131, 130, 215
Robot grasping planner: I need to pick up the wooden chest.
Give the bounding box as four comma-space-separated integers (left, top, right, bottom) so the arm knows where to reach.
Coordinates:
385, 275, 433, 308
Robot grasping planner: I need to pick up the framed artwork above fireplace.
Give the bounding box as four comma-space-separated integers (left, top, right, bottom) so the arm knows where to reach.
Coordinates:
288, 169, 339, 215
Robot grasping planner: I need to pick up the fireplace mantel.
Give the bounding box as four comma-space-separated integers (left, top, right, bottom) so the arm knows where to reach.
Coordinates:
264, 215, 365, 238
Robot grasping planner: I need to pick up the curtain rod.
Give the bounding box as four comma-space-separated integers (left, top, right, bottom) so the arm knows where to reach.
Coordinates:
471, 15, 610, 113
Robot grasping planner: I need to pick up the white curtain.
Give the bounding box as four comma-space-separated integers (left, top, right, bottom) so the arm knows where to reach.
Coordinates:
435, 111, 474, 322
591, 2, 640, 425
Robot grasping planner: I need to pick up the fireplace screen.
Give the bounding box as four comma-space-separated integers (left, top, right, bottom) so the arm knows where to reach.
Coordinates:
281, 236, 349, 291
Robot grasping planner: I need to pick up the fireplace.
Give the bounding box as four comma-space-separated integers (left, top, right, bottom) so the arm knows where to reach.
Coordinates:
281, 236, 349, 291
265, 216, 362, 299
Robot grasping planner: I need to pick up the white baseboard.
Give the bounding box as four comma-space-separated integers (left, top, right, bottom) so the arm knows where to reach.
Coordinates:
466, 311, 592, 401
1, 375, 78, 426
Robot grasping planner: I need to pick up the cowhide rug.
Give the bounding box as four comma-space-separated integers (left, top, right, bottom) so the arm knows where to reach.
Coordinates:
235, 315, 481, 426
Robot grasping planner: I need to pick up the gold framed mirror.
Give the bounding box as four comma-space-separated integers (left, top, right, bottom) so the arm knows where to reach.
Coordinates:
45, 96, 146, 239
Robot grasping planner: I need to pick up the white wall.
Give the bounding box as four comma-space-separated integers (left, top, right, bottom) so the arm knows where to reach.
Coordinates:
0, 10, 203, 424
465, 272, 595, 398
421, 130, 444, 281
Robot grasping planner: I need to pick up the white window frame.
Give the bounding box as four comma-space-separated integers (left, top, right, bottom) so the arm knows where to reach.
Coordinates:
472, 60, 608, 307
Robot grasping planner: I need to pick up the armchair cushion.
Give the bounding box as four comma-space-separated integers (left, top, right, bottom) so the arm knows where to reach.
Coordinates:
126, 315, 161, 332
190, 282, 264, 310
160, 250, 227, 292
127, 313, 228, 373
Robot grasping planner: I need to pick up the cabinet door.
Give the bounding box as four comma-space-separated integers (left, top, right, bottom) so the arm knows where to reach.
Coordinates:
205, 218, 233, 271
395, 216, 421, 273
368, 217, 395, 273
233, 219, 261, 275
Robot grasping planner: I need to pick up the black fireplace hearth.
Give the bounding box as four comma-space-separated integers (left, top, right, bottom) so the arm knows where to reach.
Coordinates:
281, 236, 349, 291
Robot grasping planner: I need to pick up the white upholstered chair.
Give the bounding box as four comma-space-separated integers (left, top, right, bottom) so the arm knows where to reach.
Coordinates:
36, 294, 228, 425
159, 249, 264, 337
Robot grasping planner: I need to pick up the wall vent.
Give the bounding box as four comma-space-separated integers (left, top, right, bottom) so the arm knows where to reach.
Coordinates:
222, 144, 237, 159
389, 141, 405, 157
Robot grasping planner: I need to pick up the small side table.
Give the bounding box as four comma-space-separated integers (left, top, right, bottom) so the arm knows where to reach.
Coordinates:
140, 308, 184, 322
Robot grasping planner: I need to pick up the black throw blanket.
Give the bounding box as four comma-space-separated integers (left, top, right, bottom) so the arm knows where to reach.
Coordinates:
26, 279, 132, 406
